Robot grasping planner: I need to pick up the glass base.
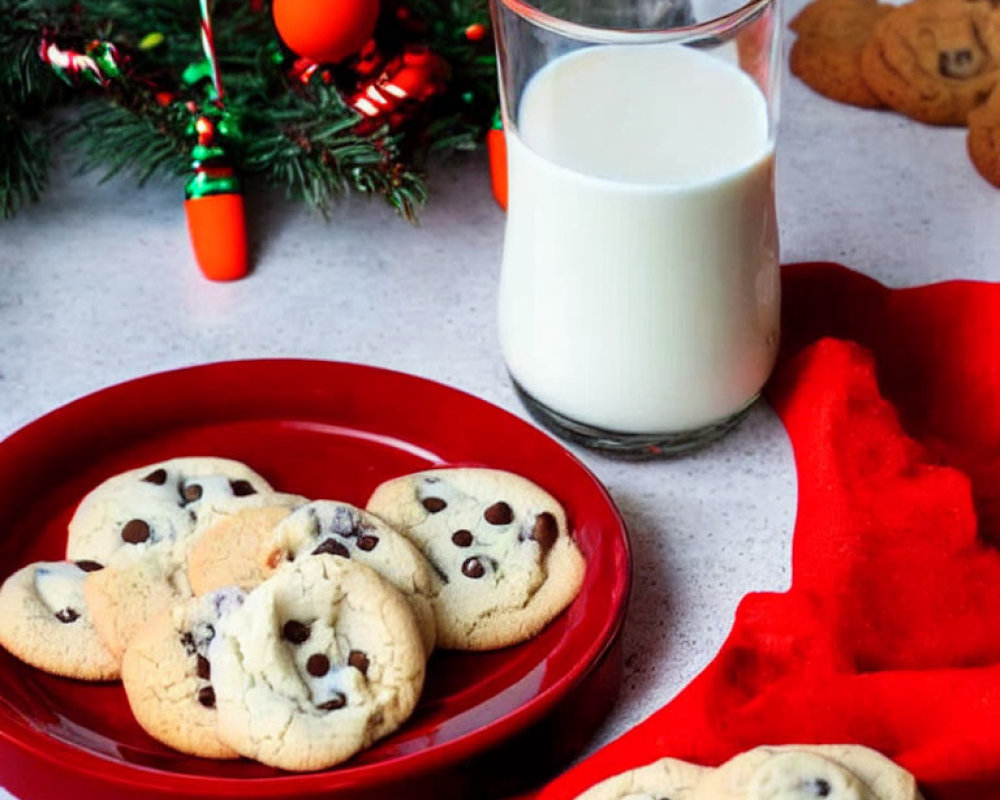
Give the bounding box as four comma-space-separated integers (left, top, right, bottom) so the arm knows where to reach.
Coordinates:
511, 379, 757, 459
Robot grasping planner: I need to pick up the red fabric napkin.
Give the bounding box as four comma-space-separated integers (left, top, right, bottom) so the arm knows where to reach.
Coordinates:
538, 262, 1000, 800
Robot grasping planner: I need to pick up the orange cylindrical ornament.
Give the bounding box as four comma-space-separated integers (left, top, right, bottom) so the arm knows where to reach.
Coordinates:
487, 122, 507, 210
184, 115, 248, 281
184, 192, 248, 281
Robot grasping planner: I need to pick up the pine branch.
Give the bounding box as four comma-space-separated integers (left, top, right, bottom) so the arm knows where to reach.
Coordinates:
0, 112, 49, 218
0, 0, 499, 222
67, 101, 192, 185
241, 83, 426, 220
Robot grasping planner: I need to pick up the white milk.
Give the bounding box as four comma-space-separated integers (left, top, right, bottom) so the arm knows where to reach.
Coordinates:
499, 44, 780, 434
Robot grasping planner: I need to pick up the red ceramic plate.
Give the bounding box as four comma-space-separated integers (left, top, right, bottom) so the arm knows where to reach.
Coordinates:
0, 360, 630, 800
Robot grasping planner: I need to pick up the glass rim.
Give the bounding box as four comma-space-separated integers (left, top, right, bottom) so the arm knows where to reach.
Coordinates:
491, 0, 773, 43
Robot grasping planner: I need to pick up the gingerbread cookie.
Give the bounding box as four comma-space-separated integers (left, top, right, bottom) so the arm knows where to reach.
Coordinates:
789, 0, 894, 109
67, 457, 273, 566
860, 0, 1000, 125
186, 494, 308, 596
208, 555, 426, 771
260, 501, 439, 655
576, 745, 922, 800
366, 468, 585, 651
0, 560, 119, 680
121, 588, 245, 759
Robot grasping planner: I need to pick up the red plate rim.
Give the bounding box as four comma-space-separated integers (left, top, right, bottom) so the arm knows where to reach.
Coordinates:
0, 358, 632, 796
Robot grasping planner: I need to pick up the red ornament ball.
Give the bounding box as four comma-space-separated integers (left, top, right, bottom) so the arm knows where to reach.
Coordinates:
272, 0, 380, 64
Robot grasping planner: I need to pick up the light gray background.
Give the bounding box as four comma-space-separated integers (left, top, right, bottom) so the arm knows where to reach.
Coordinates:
3, 0, 1000, 793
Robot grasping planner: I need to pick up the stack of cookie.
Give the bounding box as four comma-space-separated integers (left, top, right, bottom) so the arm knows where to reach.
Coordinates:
574, 744, 924, 800
0, 457, 586, 772
789, 0, 1000, 187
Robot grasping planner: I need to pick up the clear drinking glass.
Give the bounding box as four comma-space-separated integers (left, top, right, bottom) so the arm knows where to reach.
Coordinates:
490, 0, 782, 456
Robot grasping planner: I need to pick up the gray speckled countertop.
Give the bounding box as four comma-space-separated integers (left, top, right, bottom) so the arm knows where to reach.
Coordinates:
2, 0, 1000, 794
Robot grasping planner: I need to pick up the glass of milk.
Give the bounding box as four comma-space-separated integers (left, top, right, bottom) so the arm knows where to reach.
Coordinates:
491, 0, 781, 456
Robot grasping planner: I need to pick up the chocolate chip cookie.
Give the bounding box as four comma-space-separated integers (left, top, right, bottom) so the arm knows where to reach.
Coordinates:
208, 555, 426, 771
70, 458, 280, 656
67, 457, 274, 566
695, 746, 923, 800
121, 588, 245, 758
366, 468, 585, 651
260, 501, 439, 655
575, 745, 923, 800
0, 560, 119, 680
860, 0, 1000, 125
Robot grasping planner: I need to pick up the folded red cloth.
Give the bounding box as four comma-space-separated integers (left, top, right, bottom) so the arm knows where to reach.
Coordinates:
539, 262, 1000, 800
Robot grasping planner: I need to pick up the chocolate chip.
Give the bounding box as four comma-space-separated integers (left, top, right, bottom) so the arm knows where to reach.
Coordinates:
312, 538, 350, 558
180, 631, 196, 655
422, 497, 447, 513
804, 779, 832, 797
531, 512, 558, 553
356, 534, 379, 551
939, 48, 976, 78
282, 620, 311, 644
348, 650, 369, 676
75, 560, 104, 572
197, 686, 216, 708
484, 501, 514, 525
121, 519, 151, 544
142, 468, 167, 485
451, 529, 473, 547
461, 557, 486, 579
196, 655, 211, 680
182, 483, 203, 502
229, 479, 256, 496
307, 653, 330, 677
55, 608, 79, 623
318, 692, 346, 711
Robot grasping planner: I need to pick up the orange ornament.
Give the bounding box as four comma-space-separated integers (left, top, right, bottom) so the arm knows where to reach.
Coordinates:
272, 0, 380, 63
185, 193, 248, 281
487, 127, 507, 210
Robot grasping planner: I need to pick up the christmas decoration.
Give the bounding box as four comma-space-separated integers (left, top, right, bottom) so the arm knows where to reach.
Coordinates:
486, 110, 506, 209
185, 114, 248, 280
272, 0, 379, 64
0, 0, 498, 231
182, 0, 248, 281
349, 45, 446, 133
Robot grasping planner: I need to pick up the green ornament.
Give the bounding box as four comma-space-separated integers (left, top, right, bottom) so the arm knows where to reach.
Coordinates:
185, 170, 240, 200
182, 60, 215, 89
138, 32, 165, 50
88, 43, 122, 79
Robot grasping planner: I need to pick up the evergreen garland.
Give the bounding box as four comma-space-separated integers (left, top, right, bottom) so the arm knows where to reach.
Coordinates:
0, 0, 498, 221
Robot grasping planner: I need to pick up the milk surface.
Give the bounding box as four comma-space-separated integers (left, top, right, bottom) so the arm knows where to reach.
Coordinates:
499, 44, 780, 434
